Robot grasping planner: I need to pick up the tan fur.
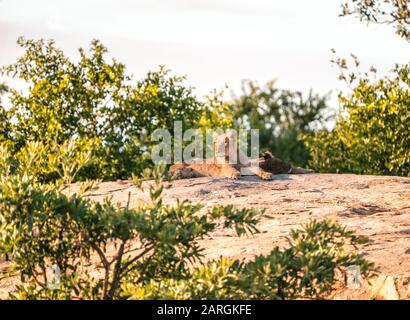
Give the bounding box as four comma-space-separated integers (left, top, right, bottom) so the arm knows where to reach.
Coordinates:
170, 131, 272, 180
169, 132, 314, 180
170, 162, 241, 180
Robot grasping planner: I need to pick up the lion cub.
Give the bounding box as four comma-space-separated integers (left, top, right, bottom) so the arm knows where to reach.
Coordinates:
169, 131, 273, 180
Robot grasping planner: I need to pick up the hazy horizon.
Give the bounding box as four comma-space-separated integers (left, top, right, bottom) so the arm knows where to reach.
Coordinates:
1, 0, 409, 106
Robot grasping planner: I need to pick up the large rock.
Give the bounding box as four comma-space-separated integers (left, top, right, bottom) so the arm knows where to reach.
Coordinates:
80, 173, 410, 287
2, 173, 409, 299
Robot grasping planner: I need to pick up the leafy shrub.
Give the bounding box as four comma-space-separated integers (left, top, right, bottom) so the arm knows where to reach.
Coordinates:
0, 83, 12, 147
123, 219, 375, 300
13, 139, 96, 184
305, 60, 410, 176
0, 37, 230, 181
0, 145, 261, 299
341, 0, 410, 42
231, 80, 330, 167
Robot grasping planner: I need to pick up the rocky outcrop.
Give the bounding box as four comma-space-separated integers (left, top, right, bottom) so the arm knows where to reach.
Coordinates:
1, 173, 409, 299
79, 173, 410, 299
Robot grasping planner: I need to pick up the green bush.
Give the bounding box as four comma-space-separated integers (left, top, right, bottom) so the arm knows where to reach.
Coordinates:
231, 80, 330, 167
0, 37, 230, 181
123, 218, 375, 300
305, 62, 410, 176
0, 145, 262, 299
0, 83, 12, 147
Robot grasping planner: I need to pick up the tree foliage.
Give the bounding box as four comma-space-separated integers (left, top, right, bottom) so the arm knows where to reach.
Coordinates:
0, 83, 11, 146
231, 80, 330, 167
306, 1, 410, 176
341, 0, 410, 41
305, 57, 410, 176
123, 218, 376, 300
0, 38, 228, 181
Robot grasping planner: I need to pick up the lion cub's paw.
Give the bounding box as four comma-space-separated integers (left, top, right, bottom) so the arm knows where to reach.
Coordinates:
228, 172, 241, 180
260, 172, 273, 180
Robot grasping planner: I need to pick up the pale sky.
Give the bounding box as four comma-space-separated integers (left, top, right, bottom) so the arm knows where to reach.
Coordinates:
0, 0, 409, 106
